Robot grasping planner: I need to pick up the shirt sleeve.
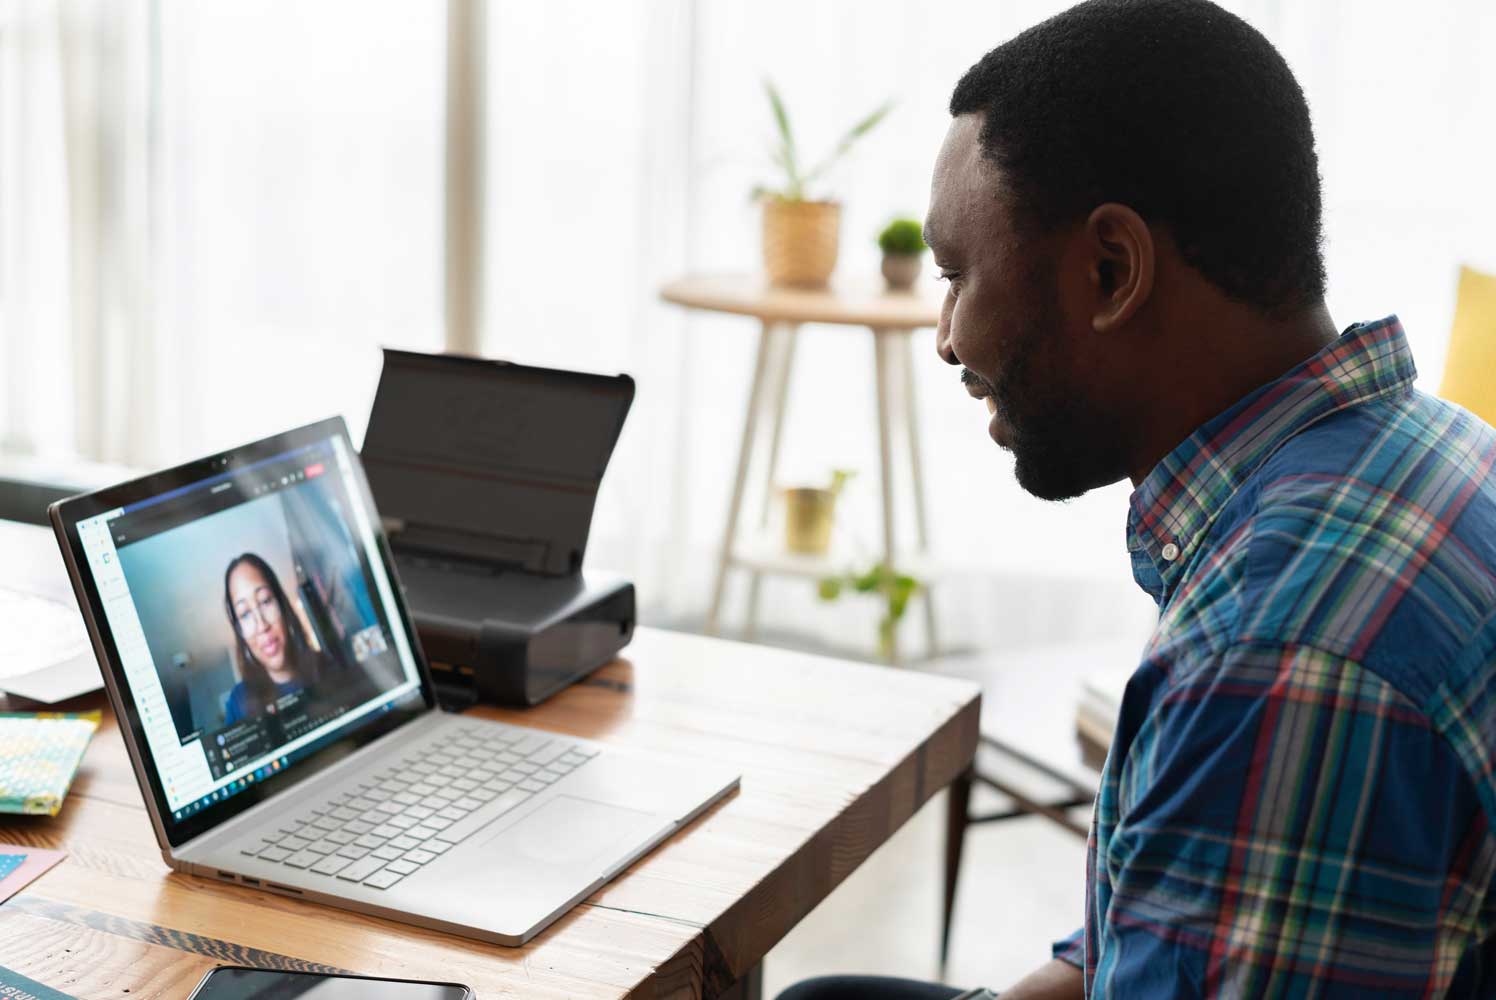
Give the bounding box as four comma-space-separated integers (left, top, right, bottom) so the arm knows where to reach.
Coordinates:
1051, 927, 1084, 968
1094, 643, 1494, 997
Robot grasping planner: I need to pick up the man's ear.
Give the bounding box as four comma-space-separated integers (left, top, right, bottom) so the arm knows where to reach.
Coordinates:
1085, 203, 1154, 333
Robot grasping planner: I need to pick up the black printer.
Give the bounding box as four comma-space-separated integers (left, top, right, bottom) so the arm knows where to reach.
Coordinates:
361, 349, 636, 708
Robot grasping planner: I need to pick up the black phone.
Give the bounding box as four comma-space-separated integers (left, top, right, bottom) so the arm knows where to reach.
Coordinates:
186, 966, 474, 1000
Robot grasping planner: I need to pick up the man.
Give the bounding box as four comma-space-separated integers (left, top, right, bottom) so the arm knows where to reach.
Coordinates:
780, 0, 1496, 997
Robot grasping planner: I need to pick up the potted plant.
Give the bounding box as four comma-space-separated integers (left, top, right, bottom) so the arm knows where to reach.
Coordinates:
878, 217, 927, 291
783, 469, 855, 555
817, 562, 921, 659
755, 81, 892, 288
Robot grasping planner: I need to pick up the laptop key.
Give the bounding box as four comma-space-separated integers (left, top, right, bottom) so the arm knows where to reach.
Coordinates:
518, 779, 545, 793
424, 816, 453, 832
372, 845, 404, 861
425, 839, 455, 855
404, 849, 436, 865
336, 844, 370, 860
390, 835, 420, 851
438, 806, 468, 821
389, 815, 418, 830
355, 833, 387, 849
469, 788, 497, 802
452, 778, 479, 792
384, 859, 420, 876
283, 850, 319, 869
364, 869, 405, 890
347, 796, 377, 811
405, 805, 435, 820
281, 836, 312, 852
337, 856, 386, 882
258, 846, 292, 863
530, 742, 571, 767
371, 824, 401, 839
442, 788, 533, 843
312, 855, 353, 876
345, 820, 375, 835
534, 770, 564, 784
305, 839, 339, 855
408, 824, 440, 841
393, 791, 421, 806
327, 830, 357, 846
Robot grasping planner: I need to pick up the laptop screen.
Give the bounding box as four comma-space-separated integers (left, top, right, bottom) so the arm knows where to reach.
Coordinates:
69, 425, 428, 842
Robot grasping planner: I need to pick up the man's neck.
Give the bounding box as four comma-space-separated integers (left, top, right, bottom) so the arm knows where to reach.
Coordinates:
1126, 301, 1340, 487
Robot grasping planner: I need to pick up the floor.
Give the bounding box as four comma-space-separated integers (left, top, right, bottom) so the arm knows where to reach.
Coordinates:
760, 786, 1088, 997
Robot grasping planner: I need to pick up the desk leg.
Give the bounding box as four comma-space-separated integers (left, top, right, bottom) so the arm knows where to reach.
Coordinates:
715, 962, 764, 1000
872, 329, 900, 665
747, 322, 799, 639
707, 321, 776, 635
900, 335, 939, 659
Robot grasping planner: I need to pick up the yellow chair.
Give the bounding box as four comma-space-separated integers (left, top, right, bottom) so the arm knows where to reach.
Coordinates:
1440, 265, 1496, 428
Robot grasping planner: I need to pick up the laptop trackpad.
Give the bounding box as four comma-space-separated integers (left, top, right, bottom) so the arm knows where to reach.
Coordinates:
479, 795, 664, 869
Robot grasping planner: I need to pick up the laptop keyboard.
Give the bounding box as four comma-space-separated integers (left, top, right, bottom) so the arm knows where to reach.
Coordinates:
240, 724, 598, 890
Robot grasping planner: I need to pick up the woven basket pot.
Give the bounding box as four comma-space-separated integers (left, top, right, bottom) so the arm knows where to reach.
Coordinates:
762, 198, 841, 288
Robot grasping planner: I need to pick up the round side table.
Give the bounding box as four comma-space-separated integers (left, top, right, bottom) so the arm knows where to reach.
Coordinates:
660, 273, 943, 663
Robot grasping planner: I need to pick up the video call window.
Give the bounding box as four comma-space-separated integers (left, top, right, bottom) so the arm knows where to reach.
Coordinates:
113, 451, 405, 781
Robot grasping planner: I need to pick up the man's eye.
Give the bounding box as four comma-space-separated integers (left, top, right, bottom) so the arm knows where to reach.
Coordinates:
938, 270, 961, 284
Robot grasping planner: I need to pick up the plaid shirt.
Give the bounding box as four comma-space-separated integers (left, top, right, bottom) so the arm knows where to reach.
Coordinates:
1053, 317, 1496, 996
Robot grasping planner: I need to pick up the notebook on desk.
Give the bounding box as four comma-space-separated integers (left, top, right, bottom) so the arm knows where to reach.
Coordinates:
48, 417, 739, 945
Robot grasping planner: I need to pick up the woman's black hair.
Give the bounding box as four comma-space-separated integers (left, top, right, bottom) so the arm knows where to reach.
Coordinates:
222, 552, 320, 719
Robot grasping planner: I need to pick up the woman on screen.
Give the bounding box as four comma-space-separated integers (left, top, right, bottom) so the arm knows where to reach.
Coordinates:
221, 553, 328, 725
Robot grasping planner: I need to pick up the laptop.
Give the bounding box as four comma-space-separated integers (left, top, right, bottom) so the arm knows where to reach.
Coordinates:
49, 417, 739, 945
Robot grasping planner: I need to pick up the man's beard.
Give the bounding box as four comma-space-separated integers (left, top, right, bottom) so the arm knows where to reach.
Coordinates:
990, 288, 1116, 503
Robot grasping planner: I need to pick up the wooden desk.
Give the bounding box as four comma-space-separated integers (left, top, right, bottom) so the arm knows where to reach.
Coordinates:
660, 275, 944, 663
0, 624, 979, 999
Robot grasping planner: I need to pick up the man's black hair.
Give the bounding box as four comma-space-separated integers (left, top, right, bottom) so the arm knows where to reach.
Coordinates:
950, 0, 1326, 317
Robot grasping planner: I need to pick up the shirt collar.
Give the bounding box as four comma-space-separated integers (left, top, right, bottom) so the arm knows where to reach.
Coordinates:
1126, 315, 1417, 603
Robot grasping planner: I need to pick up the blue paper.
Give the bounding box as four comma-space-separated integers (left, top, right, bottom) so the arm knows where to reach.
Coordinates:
0, 964, 79, 1000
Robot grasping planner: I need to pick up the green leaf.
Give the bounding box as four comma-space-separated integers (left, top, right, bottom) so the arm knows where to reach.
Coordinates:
764, 79, 801, 193
802, 99, 894, 187
817, 577, 842, 601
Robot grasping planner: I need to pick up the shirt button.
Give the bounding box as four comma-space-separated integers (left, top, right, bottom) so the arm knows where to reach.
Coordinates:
1161, 542, 1180, 562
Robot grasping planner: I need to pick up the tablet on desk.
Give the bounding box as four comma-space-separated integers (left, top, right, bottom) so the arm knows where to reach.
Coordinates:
188, 966, 472, 1000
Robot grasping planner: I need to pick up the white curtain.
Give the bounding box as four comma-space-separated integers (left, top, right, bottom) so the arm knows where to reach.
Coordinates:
4, 1, 1495, 654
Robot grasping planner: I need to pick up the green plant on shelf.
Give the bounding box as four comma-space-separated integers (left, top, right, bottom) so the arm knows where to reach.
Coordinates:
751, 80, 894, 203
877, 218, 926, 256
817, 562, 921, 658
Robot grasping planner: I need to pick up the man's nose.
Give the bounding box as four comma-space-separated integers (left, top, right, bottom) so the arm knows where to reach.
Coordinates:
934, 305, 959, 366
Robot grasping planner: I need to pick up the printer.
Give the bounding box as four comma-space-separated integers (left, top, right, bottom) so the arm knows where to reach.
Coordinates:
361, 348, 636, 707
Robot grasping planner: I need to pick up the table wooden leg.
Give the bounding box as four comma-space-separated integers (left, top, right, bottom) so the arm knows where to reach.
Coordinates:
707, 321, 776, 635
941, 765, 975, 972
872, 329, 900, 665
746, 323, 799, 640
899, 334, 939, 658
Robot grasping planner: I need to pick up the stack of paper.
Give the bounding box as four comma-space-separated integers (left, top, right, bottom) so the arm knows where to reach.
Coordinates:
1076, 667, 1130, 767
0, 712, 99, 815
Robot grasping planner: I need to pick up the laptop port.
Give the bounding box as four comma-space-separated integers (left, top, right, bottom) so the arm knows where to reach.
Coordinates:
240, 877, 260, 886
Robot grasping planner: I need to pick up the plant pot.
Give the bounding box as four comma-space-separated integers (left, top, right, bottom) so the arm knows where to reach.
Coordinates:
783, 486, 837, 555
762, 199, 841, 288
881, 252, 922, 291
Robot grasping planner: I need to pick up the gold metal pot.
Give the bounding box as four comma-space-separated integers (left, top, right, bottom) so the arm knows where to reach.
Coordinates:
762, 199, 841, 288
783, 486, 837, 555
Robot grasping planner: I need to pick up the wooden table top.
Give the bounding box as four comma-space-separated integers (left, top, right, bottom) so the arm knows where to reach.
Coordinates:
660, 274, 943, 329
0, 627, 979, 999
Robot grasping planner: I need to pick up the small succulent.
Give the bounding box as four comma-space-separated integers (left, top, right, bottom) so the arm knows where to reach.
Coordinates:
878, 218, 926, 256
